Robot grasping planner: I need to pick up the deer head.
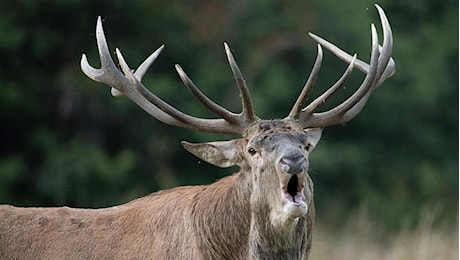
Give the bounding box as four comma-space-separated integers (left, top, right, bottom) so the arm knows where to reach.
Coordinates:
81, 4, 394, 229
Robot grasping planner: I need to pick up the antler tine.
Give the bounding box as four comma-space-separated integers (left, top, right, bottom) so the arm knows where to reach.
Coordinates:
375, 4, 395, 84
224, 42, 257, 123
294, 4, 394, 128
111, 45, 164, 97
171, 43, 259, 130
288, 44, 323, 119
301, 54, 358, 118
308, 33, 371, 74
175, 64, 239, 123
81, 17, 121, 87
81, 17, 244, 134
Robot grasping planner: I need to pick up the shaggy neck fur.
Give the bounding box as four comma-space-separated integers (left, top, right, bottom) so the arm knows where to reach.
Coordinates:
191, 167, 313, 259
248, 205, 309, 260
247, 170, 312, 259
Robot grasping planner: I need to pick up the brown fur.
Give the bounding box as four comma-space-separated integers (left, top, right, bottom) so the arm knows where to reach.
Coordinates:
0, 172, 314, 259
0, 120, 319, 259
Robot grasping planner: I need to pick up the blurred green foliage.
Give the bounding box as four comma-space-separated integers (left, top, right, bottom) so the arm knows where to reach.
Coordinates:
0, 0, 457, 229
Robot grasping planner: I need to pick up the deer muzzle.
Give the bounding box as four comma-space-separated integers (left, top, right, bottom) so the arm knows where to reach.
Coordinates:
277, 150, 308, 206
278, 151, 308, 175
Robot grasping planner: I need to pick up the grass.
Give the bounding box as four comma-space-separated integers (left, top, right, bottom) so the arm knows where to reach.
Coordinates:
311, 207, 458, 260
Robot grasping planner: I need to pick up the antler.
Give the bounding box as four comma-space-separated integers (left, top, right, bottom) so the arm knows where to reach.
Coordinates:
288, 4, 395, 128
81, 5, 394, 134
81, 17, 256, 134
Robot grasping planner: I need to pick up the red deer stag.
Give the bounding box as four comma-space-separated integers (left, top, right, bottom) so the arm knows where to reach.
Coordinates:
0, 5, 394, 259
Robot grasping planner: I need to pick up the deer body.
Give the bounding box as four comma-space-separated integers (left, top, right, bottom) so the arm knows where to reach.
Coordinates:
1, 121, 316, 259
0, 5, 394, 260
1, 179, 246, 259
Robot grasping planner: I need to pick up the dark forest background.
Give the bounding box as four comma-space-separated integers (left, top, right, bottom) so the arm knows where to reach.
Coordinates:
0, 0, 458, 229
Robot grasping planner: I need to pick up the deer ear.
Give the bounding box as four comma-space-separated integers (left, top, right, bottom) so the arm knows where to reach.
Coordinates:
181, 140, 240, 168
304, 128, 323, 151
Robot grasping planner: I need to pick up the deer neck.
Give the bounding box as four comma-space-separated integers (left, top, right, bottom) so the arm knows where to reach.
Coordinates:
247, 198, 308, 259
246, 166, 312, 259
213, 170, 307, 259
191, 171, 252, 259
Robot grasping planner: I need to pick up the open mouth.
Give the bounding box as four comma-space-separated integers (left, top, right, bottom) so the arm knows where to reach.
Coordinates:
287, 175, 299, 201
283, 174, 305, 204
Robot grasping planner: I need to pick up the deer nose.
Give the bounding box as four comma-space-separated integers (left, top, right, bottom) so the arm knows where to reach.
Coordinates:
278, 152, 308, 175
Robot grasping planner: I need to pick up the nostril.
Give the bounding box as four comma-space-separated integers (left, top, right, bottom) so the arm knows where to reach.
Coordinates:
279, 158, 293, 173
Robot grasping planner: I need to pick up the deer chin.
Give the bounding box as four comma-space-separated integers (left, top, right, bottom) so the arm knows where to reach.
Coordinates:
280, 174, 308, 218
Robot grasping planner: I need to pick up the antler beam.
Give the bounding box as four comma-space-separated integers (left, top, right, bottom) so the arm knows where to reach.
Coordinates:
81, 17, 257, 134
288, 4, 395, 128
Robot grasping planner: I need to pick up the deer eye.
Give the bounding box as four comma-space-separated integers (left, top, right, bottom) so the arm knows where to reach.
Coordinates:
304, 144, 311, 152
248, 147, 257, 156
